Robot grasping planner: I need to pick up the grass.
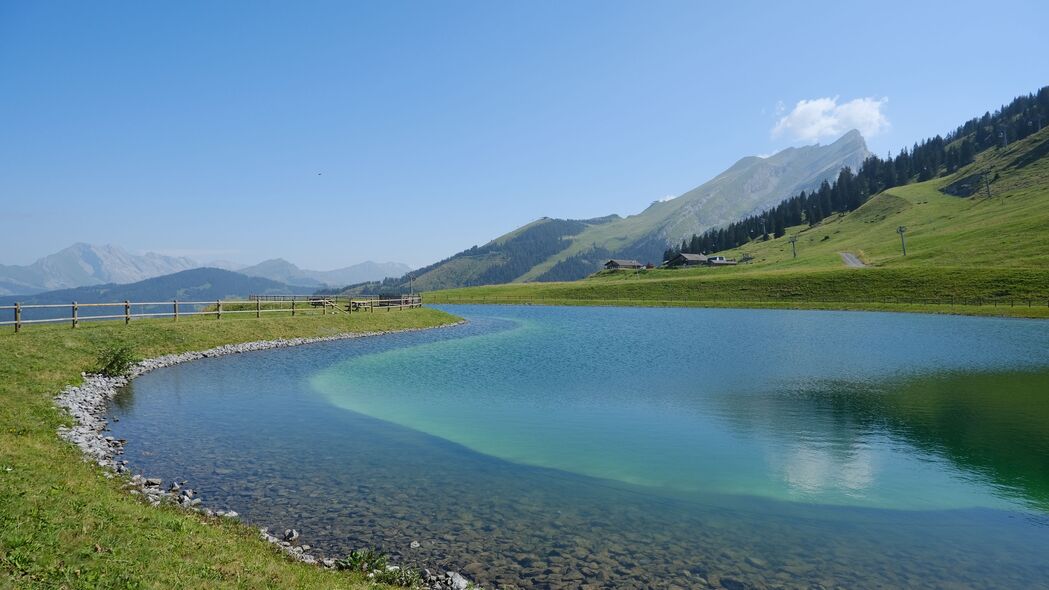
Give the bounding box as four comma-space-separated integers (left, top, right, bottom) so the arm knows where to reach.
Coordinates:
0, 307, 460, 589
426, 129, 1049, 319
426, 265, 1049, 319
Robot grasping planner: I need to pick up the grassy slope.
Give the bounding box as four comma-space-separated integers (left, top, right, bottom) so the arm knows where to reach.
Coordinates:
426, 129, 1049, 318
715, 128, 1049, 271
0, 308, 459, 589
516, 131, 870, 280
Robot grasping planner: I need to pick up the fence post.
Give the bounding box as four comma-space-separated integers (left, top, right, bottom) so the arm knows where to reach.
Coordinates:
291, 299, 296, 317
256, 298, 261, 318
72, 301, 79, 328
123, 300, 130, 325
217, 301, 222, 319
174, 300, 178, 322
13, 302, 21, 333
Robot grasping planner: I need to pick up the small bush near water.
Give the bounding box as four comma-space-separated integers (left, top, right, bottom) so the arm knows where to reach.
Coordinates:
334, 549, 423, 588
94, 342, 137, 377
373, 566, 424, 588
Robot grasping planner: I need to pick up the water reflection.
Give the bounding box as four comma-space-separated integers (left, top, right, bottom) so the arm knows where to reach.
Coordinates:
314, 307, 1049, 511
107, 306, 1049, 589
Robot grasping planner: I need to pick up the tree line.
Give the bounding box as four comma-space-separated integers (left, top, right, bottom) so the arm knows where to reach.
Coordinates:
665, 86, 1049, 260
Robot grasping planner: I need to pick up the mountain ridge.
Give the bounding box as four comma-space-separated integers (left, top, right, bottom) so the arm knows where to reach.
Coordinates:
0, 268, 297, 321
0, 244, 413, 296
343, 130, 869, 294
0, 243, 198, 296
237, 258, 412, 288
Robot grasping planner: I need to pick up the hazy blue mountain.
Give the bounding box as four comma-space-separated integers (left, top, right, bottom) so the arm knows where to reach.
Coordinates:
0, 268, 296, 321
204, 259, 248, 272
238, 258, 412, 289
0, 243, 198, 296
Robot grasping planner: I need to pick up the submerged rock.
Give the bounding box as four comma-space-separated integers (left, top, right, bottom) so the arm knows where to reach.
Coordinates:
52, 322, 476, 589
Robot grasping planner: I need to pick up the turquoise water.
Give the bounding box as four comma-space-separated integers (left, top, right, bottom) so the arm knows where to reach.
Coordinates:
110, 306, 1049, 588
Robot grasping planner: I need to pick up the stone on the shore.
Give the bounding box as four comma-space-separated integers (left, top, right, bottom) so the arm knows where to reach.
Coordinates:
448, 571, 470, 590
50, 325, 474, 589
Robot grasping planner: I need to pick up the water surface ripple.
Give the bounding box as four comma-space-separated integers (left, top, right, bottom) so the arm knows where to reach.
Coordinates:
110, 306, 1049, 589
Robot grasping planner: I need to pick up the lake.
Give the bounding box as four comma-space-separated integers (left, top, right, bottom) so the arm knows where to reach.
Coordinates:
108, 305, 1049, 589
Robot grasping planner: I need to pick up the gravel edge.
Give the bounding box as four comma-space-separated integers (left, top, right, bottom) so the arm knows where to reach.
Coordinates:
54, 321, 479, 590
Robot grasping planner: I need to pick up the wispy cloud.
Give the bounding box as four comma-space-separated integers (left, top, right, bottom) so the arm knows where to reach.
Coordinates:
772, 96, 889, 142
657, 194, 677, 203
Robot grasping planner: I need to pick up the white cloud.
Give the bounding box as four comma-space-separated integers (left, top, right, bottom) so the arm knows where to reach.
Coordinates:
772, 96, 889, 142
657, 194, 677, 203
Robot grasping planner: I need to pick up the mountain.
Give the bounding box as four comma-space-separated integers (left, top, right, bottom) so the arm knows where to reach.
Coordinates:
349, 131, 869, 294
0, 268, 296, 321
426, 86, 1049, 309
0, 243, 198, 296
238, 258, 412, 288
204, 259, 247, 272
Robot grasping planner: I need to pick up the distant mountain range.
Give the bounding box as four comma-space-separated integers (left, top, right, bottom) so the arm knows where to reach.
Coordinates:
345, 130, 870, 293
0, 243, 198, 296
0, 244, 412, 296
0, 268, 297, 321
238, 258, 412, 289
3, 132, 866, 298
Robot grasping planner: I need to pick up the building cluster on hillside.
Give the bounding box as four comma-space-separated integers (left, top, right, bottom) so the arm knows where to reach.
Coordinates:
602, 253, 737, 272
662, 253, 738, 267
603, 259, 645, 270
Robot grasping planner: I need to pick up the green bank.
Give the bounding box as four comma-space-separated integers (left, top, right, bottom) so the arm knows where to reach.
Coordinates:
0, 308, 459, 589
426, 126, 1049, 319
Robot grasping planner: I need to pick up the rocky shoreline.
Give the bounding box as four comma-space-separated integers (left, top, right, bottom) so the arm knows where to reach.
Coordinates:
54, 322, 480, 590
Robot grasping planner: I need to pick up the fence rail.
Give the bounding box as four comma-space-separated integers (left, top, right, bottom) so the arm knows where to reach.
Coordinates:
0, 295, 422, 333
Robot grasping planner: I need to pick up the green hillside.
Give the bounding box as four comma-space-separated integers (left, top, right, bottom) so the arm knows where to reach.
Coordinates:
525, 129, 869, 279
425, 125, 1049, 318
343, 132, 867, 295
717, 125, 1049, 270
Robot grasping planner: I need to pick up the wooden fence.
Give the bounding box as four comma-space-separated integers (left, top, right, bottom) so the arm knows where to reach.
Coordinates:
0, 295, 422, 333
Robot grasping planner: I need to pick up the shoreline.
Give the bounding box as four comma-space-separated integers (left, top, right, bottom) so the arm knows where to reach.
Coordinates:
54, 321, 479, 590
427, 297, 1049, 319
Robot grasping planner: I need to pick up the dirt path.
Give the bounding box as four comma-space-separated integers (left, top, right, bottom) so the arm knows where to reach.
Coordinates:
839, 252, 867, 268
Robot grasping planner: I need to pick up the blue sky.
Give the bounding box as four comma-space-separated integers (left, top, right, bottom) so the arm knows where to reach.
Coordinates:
2, 1, 1046, 269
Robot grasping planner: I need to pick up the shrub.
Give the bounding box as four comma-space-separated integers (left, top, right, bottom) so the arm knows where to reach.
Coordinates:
333, 550, 423, 588
373, 565, 423, 588
333, 549, 388, 574
95, 342, 137, 377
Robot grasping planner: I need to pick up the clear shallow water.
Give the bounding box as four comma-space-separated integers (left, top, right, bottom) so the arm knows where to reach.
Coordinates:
109, 306, 1049, 589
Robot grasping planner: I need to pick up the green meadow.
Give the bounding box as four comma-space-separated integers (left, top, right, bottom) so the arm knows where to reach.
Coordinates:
0, 308, 459, 589
427, 128, 1049, 319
